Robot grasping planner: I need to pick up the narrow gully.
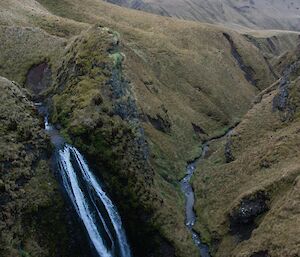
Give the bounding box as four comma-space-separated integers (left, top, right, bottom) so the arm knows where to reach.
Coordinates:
181, 64, 296, 252
181, 127, 237, 257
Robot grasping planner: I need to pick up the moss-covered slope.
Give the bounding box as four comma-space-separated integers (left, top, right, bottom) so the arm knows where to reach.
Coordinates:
0, 77, 88, 257
50, 26, 190, 257
1, 1, 299, 256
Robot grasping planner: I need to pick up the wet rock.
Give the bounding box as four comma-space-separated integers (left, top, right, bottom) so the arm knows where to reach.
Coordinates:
229, 192, 269, 241
250, 250, 269, 257
115, 98, 138, 120
224, 137, 235, 163
25, 62, 52, 95
110, 69, 128, 99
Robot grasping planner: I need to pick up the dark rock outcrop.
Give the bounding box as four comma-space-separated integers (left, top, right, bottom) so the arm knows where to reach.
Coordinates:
229, 192, 269, 241
192, 123, 207, 136
272, 77, 290, 112
25, 62, 52, 96
272, 59, 300, 120
224, 136, 235, 163
147, 114, 171, 133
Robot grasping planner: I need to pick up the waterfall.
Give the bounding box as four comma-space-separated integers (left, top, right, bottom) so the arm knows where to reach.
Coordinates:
45, 118, 131, 257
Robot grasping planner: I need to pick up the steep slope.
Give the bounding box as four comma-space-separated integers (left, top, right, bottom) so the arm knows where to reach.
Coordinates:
192, 47, 300, 257
0, 77, 90, 257
27, 0, 283, 255
49, 26, 187, 257
105, 0, 300, 31
32, 0, 280, 172
0, 0, 299, 256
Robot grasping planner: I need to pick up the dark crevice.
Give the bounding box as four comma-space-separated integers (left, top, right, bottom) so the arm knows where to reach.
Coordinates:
147, 114, 171, 133
266, 38, 277, 53
250, 250, 270, 257
223, 33, 258, 86
192, 123, 208, 136
25, 62, 52, 96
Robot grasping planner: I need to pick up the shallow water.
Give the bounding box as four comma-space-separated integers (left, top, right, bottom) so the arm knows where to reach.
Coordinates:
180, 143, 211, 257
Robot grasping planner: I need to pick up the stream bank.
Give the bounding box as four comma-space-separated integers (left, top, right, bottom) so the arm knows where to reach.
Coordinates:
181, 125, 238, 256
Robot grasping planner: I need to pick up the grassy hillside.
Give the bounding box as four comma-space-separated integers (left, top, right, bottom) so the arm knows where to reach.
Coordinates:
0, 0, 299, 256
33, 0, 280, 175
192, 48, 300, 257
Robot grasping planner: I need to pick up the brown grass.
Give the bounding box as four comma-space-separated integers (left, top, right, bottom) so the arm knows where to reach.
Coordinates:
0, 0, 299, 256
193, 69, 300, 257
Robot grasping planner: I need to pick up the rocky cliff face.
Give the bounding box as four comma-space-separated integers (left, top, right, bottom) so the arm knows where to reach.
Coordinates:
49, 26, 180, 257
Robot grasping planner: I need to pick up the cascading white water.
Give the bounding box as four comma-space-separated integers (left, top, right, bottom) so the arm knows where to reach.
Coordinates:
58, 145, 132, 257
59, 146, 112, 257
44, 117, 131, 257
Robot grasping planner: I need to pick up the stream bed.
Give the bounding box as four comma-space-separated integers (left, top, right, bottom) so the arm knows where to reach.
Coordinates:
180, 126, 237, 257
180, 143, 211, 257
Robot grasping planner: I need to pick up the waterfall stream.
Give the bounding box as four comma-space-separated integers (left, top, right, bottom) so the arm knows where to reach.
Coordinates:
44, 117, 131, 257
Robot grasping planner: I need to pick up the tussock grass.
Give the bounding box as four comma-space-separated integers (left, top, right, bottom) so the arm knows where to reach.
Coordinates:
0, 0, 299, 256
193, 62, 300, 256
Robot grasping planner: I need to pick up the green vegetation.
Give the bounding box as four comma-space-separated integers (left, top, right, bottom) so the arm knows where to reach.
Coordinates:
0, 77, 83, 257
50, 26, 184, 257
110, 52, 124, 67
0, 26, 67, 85
0, 0, 299, 256
192, 52, 300, 257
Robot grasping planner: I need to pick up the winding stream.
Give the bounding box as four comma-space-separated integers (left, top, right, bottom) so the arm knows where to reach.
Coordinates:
181, 127, 236, 257
180, 144, 211, 257
40, 108, 131, 257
